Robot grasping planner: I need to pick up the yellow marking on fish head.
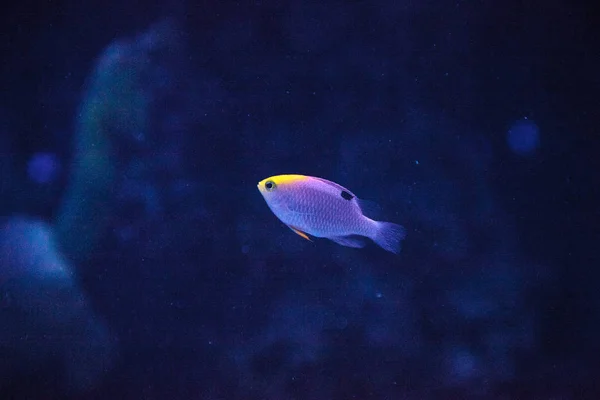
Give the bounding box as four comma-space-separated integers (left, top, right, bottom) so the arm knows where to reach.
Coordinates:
257, 174, 308, 194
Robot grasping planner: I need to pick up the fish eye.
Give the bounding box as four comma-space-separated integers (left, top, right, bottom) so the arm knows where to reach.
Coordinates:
265, 180, 276, 191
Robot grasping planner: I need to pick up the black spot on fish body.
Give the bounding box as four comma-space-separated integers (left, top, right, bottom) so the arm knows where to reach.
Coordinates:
341, 190, 354, 200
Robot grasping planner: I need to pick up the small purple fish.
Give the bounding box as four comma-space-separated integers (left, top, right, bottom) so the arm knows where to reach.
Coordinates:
257, 174, 406, 253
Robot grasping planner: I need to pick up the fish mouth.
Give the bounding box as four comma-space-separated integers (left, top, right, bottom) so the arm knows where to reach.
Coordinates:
257, 178, 267, 191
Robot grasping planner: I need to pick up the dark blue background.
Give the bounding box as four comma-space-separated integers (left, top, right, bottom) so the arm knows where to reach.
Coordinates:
1, 0, 598, 398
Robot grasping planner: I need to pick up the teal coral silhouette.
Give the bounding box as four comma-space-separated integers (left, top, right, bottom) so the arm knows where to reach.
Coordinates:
54, 29, 156, 263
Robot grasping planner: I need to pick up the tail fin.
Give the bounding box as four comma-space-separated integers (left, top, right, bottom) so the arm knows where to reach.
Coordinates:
372, 221, 406, 254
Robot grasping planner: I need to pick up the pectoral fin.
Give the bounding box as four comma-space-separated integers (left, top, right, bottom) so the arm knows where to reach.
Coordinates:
288, 225, 313, 241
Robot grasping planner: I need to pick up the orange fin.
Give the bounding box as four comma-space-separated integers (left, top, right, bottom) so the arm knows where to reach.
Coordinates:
288, 225, 313, 241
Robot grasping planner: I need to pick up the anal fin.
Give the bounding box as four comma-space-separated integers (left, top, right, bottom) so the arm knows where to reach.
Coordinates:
329, 235, 368, 249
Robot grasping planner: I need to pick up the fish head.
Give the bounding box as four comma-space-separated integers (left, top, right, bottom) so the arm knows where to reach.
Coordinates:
257, 174, 307, 215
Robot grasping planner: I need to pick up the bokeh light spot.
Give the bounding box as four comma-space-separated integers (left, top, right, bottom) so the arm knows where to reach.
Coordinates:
507, 118, 540, 156
27, 152, 60, 184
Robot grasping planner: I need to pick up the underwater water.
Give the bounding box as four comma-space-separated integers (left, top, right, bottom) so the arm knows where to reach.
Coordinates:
0, 1, 597, 399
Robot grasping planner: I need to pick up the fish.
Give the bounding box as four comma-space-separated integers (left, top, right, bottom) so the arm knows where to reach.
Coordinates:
257, 174, 406, 254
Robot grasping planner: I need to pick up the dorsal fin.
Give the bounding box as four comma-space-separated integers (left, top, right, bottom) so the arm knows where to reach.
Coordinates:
312, 177, 358, 199
311, 176, 383, 218
340, 190, 354, 200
